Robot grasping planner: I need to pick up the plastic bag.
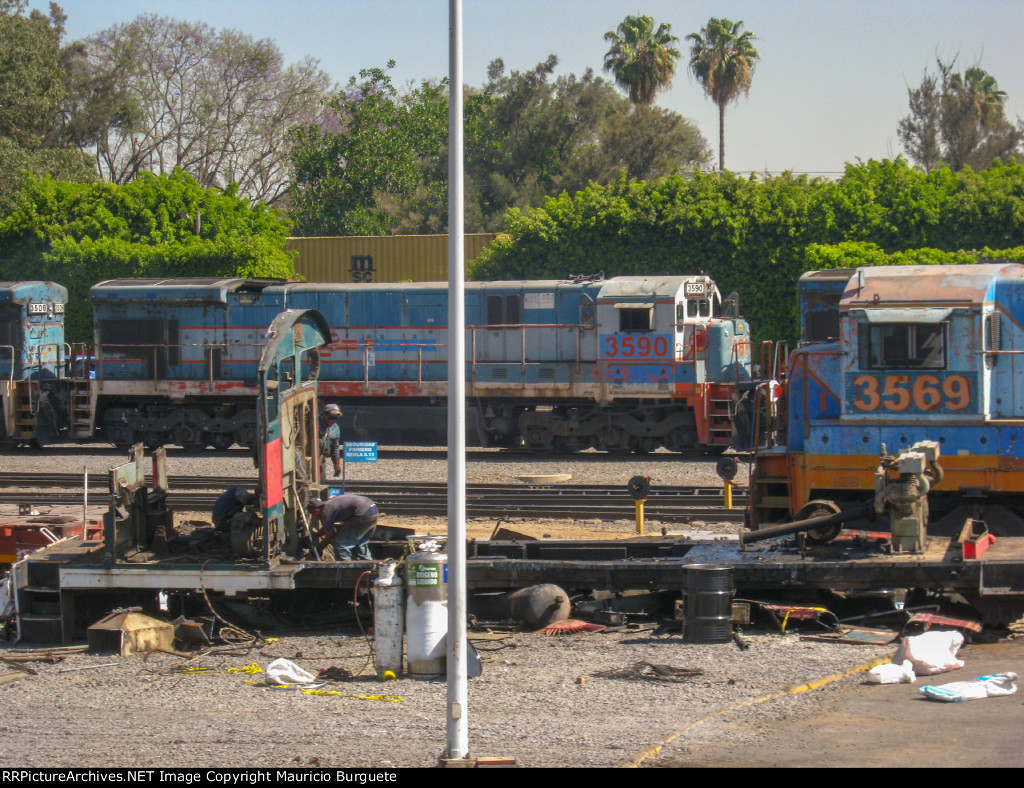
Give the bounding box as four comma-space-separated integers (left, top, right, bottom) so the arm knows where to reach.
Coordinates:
266, 658, 319, 687
891, 630, 964, 676
919, 672, 1019, 702
867, 660, 917, 684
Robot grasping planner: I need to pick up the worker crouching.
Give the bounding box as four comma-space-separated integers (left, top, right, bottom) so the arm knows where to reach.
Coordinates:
308, 494, 379, 561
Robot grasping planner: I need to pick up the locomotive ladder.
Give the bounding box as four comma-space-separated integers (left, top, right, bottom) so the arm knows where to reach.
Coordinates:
68, 344, 94, 439
707, 396, 733, 444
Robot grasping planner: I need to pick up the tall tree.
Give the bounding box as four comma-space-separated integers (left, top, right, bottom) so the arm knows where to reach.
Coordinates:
686, 17, 759, 171
289, 64, 449, 236
0, 1, 96, 212
899, 57, 1021, 173
80, 15, 333, 205
602, 15, 681, 107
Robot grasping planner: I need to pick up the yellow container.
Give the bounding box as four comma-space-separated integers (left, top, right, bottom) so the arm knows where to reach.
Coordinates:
287, 234, 496, 284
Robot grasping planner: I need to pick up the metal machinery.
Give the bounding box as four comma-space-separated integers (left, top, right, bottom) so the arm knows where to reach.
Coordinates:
8, 274, 758, 453
738, 263, 1024, 619
250, 308, 333, 560
9, 308, 333, 644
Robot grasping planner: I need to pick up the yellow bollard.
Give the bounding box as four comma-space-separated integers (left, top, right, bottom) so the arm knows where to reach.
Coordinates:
635, 499, 645, 535
724, 481, 733, 510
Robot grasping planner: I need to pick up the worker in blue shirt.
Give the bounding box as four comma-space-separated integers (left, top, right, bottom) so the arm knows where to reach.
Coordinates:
308, 494, 378, 560
212, 487, 256, 532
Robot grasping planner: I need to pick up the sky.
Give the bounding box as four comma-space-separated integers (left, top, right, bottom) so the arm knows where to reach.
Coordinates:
31, 0, 1024, 177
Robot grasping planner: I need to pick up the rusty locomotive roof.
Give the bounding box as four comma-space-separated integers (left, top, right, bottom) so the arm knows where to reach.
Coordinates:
842, 263, 1024, 307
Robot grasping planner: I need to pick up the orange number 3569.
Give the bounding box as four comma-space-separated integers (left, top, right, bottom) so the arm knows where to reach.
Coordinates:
852, 374, 971, 412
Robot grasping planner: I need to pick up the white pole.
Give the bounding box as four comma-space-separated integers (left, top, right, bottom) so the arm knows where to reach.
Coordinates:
446, 0, 469, 761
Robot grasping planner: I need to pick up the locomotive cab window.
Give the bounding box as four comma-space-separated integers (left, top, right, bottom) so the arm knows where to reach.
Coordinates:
685, 298, 712, 320
486, 294, 521, 325
617, 305, 653, 332
0, 316, 18, 350
859, 323, 946, 370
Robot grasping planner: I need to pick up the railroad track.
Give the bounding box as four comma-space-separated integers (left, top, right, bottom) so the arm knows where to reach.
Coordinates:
0, 472, 747, 523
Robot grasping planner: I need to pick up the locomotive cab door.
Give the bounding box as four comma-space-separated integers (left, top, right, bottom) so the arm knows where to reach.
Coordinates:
674, 280, 716, 375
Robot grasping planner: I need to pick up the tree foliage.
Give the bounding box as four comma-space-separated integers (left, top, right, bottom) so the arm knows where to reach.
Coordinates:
471, 158, 1024, 345
0, 170, 295, 341
602, 15, 681, 107
289, 58, 709, 235
687, 17, 759, 172
899, 57, 1022, 173
0, 2, 96, 210
79, 14, 334, 205
289, 64, 450, 236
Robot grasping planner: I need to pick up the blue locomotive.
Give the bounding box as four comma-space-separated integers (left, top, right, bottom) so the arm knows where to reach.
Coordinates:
746, 262, 1024, 539
10, 273, 757, 452
0, 281, 85, 446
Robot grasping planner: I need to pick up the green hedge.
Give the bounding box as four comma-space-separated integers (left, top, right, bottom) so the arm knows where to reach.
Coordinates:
471, 159, 1024, 343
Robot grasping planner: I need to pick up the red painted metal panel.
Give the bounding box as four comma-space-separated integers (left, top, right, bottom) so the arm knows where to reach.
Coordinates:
264, 438, 283, 508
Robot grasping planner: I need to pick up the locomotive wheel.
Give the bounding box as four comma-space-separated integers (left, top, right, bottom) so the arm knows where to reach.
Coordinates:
798, 499, 843, 545
523, 427, 555, 453
103, 416, 133, 449
142, 431, 168, 450
210, 432, 234, 451
629, 436, 659, 455
663, 426, 697, 453
236, 424, 257, 450
176, 423, 205, 450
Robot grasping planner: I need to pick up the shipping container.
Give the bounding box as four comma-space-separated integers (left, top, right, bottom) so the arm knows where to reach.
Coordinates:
287, 234, 497, 284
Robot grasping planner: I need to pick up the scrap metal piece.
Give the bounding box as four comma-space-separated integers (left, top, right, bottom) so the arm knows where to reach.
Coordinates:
959, 519, 997, 560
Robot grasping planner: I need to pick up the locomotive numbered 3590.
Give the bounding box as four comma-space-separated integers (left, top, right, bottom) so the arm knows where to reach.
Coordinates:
1, 274, 757, 453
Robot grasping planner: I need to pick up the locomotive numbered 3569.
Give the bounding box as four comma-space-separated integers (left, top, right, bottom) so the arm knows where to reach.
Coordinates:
2, 274, 757, 453
747, 262, 1024, 536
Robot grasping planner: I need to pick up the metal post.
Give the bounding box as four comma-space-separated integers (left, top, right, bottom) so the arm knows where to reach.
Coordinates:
634, 500, 644, 535
446, 0, 469, 763
724, 481, 733, 510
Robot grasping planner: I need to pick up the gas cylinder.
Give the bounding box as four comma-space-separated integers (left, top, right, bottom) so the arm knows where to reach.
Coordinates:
404, 539, 448, 679
373, 561, 404, 678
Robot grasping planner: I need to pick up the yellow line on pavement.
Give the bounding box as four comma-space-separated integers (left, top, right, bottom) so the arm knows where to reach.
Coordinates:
620, 656, 891, 768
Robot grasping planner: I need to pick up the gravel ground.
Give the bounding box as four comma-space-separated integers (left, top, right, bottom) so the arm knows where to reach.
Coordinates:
0, 629, 893, 769
40, 443, 729, 487
0, 445, 900, 769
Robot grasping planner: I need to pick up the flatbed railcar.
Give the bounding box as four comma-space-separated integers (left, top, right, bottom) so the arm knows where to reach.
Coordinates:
40, 274, 757, 453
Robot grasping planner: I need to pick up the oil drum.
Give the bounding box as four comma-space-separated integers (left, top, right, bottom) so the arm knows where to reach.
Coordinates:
683, 565, 734, 644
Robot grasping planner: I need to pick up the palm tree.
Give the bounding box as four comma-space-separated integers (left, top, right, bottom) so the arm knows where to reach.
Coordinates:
603, 15, 681, 107
686, 18, 759, 171
941, 62, 1010, 171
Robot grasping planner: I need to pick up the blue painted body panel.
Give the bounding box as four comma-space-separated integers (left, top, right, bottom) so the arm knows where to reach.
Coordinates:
0, 281, 67, 380
89, 276, 750, 397
774, 263, 1024, 510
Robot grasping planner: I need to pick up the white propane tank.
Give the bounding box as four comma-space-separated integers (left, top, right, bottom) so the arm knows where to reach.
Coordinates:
373, 561, 404, 678
404, 538, 448, 679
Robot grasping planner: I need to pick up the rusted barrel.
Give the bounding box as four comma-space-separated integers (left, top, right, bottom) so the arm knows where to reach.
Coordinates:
683, 565, 734, 644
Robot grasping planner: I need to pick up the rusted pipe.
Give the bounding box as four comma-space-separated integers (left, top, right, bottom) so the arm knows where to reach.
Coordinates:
740, 502, 874, 546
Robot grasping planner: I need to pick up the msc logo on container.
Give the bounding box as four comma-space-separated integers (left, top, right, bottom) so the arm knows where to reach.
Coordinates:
350, 255, 375, 282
